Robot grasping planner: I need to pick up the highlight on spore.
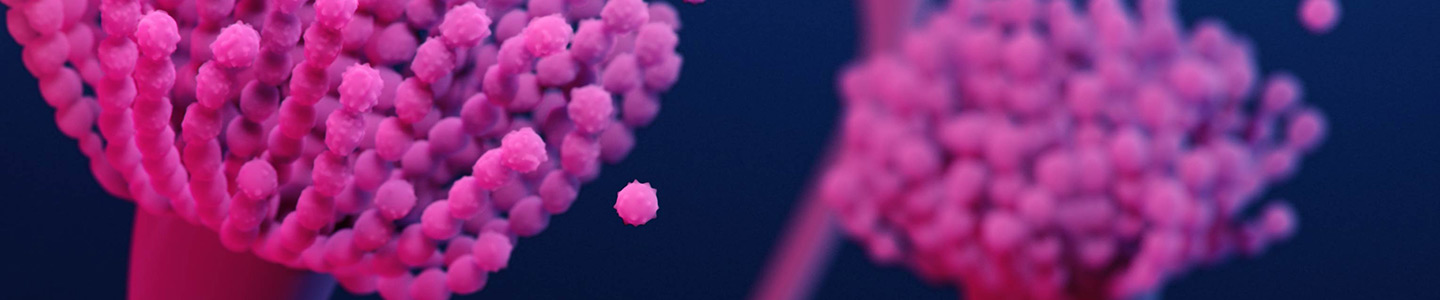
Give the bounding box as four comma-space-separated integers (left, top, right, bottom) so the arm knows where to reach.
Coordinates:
615, 180, 657, 226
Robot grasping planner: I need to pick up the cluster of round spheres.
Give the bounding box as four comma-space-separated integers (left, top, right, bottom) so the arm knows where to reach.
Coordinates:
819, 0, 1332, 299
3, 0, 684, 297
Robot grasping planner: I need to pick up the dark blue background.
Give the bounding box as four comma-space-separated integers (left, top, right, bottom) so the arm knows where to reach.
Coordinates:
2, 0, 1437, 299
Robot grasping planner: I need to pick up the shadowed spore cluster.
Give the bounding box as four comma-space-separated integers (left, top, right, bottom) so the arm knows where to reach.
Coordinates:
819, 0, 1333, 299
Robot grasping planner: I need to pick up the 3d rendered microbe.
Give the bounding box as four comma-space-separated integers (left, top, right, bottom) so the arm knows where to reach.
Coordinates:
759, 0, 1336, 299
0, 0, 1372, 299
0, 0, 686, 298
615, 180, 658, 225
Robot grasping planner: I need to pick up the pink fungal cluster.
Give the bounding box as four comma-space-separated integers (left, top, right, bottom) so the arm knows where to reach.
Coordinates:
819, 0, 1329, 299
3, 0, 683, 298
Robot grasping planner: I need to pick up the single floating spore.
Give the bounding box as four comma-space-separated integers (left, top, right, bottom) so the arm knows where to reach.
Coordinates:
615, 180, 658, 226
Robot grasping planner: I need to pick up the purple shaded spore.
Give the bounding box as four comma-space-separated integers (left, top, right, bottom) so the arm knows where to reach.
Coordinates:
615, 180, 658, 226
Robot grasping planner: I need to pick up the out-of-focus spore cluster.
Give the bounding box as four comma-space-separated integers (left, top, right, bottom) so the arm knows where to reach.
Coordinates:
819, 0, 1330, 299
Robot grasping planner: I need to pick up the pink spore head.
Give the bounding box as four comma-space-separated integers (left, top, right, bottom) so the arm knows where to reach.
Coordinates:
134, 11, 180, 59
211, 22, 261, 69
599, 121, 637, 164
529, 0, 565, 17
601, 54, 641, 93
324, 110, 366, 154
439, 3, 492, 48
601, 0, 649, 34
352, 210, 393, 251
368, 23, 419, 65
342, 15, 375, 51
420, 201, 459, 239
536, 51, 579, 86
394, 77, 435, 123
1287, 108, 1328, 151
1300, 0, 1341, 34
514, 79, 545, 113
374, 117, 414, 161
447, 256, 488, 294
446, 176, 488, 219
560, 133, 601, 178
313, 0, 359, 30
426, 118, 467, 155
0, 0, 689, 296
614, 180, 658, 226
980, 212, 1028, 253
9, 9, 40, 45
411, 268, 450, 300
40, 66, 81, 108
471, 149, 513, 190
508, 196, 551, 237
396, 224, 437, 266
495, 34, 533, 76
644, 54, 683, 94
649, 2, 683, 30
338, 63, 383, 113
376, 272, 414, 300
471, 231, 513, 272
539, 171, 578, 214
23, 0, 63, 35
1261, 202, 1299, 239
634, 23, 678, 67
374, 179, 417, 220
278, 214, 318, 253
522, 14, 573, 58
1263, 74, 1302, 115
494, 9, 530, 43
568, 85, 614, 134
621, 90, 660, 128
570, 19, 612, 64
567, 0, 605, 19
821, 1, 1330, 299
235, 159, 278, 201
410, 38, 457, 84
500, 127, 548, 172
